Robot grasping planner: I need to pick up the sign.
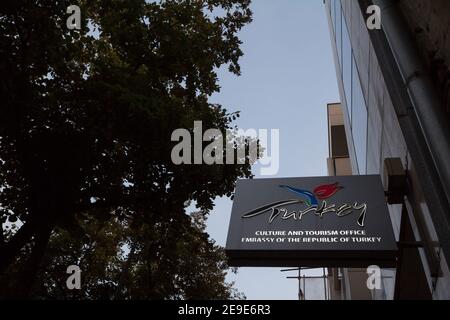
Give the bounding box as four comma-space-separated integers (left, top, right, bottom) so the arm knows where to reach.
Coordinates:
225, 176, 398, 267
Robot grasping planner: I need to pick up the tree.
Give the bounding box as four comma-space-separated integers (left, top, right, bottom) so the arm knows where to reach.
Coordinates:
0, 0, 253, 298
0, 212, 244, 299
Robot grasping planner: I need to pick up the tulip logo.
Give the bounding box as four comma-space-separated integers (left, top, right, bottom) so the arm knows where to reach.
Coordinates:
314, 183, 344, 200
242, 182, 367, 227
279, 183, 344, 206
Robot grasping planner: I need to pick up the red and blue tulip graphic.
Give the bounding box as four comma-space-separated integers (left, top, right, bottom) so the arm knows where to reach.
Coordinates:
313, 182, 343, 200
280, 182, 343, 205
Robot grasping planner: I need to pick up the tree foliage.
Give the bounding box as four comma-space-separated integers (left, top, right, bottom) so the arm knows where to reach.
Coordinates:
1, 212, 245, 299
0, 0, 252, 299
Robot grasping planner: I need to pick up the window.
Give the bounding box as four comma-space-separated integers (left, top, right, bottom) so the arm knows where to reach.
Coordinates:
331, 125, 349, 158
331, 0, 336, 32
351, 57, 368, 174
335, 1, 342, 69
342, 11, 352, 124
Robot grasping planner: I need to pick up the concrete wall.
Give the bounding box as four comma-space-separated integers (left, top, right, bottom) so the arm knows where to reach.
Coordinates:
326, 0, 450, 300
398, 0, 450, 113
356, 0, 450, 299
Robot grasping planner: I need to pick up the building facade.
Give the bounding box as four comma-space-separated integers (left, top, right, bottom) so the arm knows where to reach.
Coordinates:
327, 103, 373, 300
325, 0, 450, 300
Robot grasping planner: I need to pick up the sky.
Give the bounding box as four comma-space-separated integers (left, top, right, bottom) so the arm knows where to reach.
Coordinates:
205, 0, 340, 300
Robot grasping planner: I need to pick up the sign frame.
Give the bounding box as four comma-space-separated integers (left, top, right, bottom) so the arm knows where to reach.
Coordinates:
225, 175, 398, 268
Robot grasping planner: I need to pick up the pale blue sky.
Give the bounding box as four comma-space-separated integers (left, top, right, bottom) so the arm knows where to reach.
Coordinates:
206, 0, 340, 300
